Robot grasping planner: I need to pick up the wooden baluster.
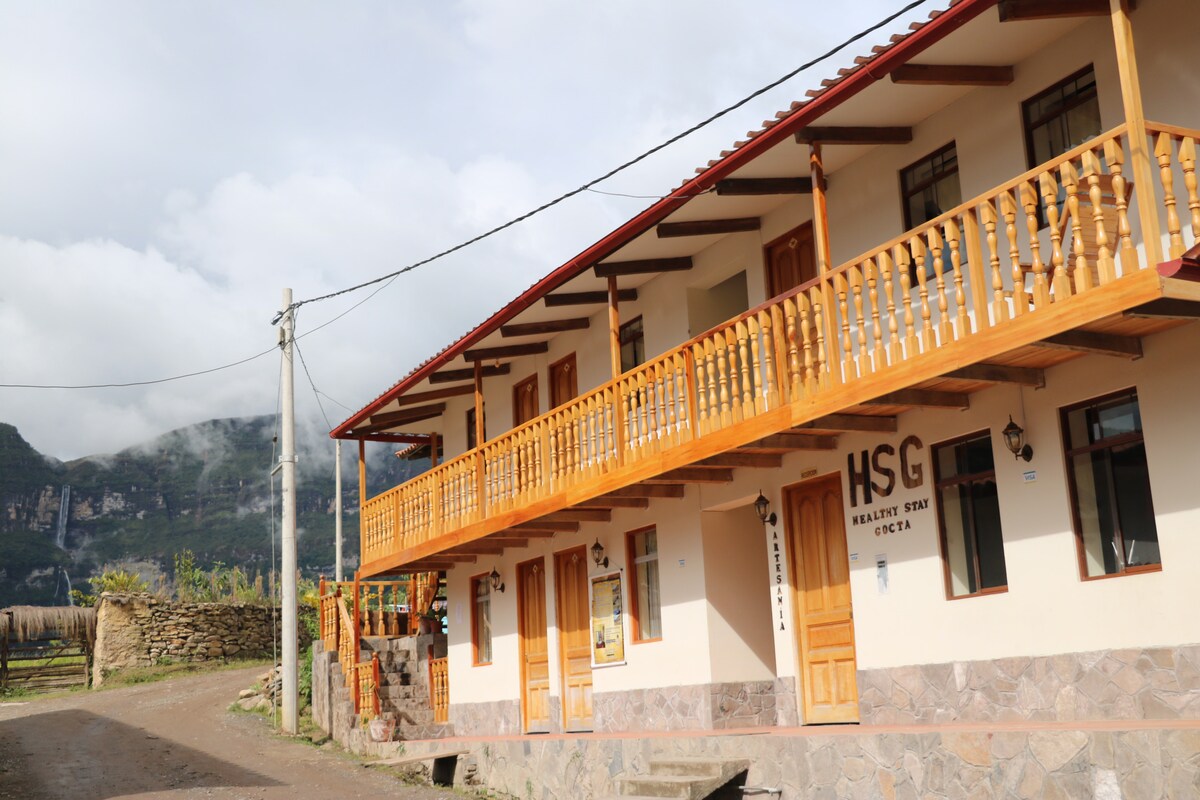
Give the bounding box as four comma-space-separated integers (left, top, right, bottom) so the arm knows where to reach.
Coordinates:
879, 250, 898, 365
664, 358, 678, 445
835, 272, 853, 379
649, 366, 663, 448
1104, 138, 1137, 275
1155, 132, 1185, 258
1059, 161, 1092, 294
1083, 149, 1117, 285
943, 218, 968, 337
698, 341, 714, 431
895, 245, 917, 359
548, 418, 559, 488
1181, 136, 1199, 240
622, 378, 636, 453
736, 321, 752, 419
865, 258, 883, 372
809, 286, 828, 389
926, 226, 951, 343
747, 316, 764, 414
1019, 181, 1048, 309
784, 297, 802, 400
605, 387, 618, 459
850, 267, 868, 376
999, 190, 1027, 315
962, 207, 989, 335
691, 345, 708, 435
760, 311, 778, 410
676, 355, 691, 442
708, 336, 726, 428
979, 200, 1007, 324
1038, 170, 1069, 302
909, 236, 933, 352
534, 421, 543, 495
722, 328, 740, 424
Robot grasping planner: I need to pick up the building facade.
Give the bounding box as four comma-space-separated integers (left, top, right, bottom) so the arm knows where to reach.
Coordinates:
332, 0, 1200, 739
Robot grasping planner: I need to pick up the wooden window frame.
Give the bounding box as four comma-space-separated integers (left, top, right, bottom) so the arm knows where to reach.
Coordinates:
625, 524, 662, 643
1021, 64, 1099, 170
899, 141, 960, 231
618, 316, 645, 374
1060, 387, 1161, 582
470, 573, 492, 666
932, 429, 1009, 600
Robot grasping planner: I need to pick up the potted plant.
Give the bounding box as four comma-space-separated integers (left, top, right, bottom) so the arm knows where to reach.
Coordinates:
418, 608, 438, 635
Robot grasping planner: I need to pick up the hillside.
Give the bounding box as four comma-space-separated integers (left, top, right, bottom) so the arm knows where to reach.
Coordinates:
0, 418, 425, 606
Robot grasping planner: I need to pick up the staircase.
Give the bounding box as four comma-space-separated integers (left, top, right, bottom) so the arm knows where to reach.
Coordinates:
362, 635, 453, 740
605, 757, 750, 800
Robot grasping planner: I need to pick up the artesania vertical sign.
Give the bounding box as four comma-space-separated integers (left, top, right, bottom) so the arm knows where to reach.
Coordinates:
773, 528, 785, 631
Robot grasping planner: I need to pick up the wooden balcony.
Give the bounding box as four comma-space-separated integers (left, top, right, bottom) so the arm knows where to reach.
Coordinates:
359, 121, 1200, 577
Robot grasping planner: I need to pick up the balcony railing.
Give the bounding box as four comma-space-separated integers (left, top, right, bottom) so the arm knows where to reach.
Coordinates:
360, 121, 1199, 571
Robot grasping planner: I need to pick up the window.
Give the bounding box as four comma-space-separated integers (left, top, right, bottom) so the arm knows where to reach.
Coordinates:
1062, 389, 1159, 579
933, 431, 1008, 598
619, 316, 645, 373
626, 526, 662, 641
900, 142, 962, 231
1023, 66, 1101, 168
470, 574, 492, 664
466, 408, 485, 450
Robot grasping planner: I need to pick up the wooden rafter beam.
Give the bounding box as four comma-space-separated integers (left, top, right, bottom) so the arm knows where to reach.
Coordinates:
862, 389, 970, 409
696, 453, 783, 469
368, 403, 447, 427
998, 0, 1116, 21
539, 509, 612, 523
1124, 299, 1200, 320
393, 384, 475, 407
449, 544, 504, 556
573, 497, 651, 509
485, 538, 529, 547
742, 434, 838, 451
792, 414, 898, 433
429, 364, 510, 384
512, 521, 579, 532
656, 218, 761, 238
795, 126, 913, 145
604, 484, 686, 499
889, 64, 1014, 86
943, 363, 1046, 387
593, 257, 693, 278
500, 317, 591, 337
643, 467, 734, 484
406, 561, 455, 570
714, 177, 813, 196
545, 289, 637, 307
1035, 331, 1143, 359
462, 341, 548, 362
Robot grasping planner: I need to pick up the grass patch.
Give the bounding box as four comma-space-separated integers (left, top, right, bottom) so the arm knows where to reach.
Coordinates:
98, 657, 273, 690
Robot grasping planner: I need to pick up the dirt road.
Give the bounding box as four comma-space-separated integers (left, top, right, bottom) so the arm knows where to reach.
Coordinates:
0, 666, 459, 800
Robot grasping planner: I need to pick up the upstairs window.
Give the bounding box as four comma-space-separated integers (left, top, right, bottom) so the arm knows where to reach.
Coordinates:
900, 142, 962, 231
1062, 389, 1159, 579
466, 407, 485, 450
1023, 65, 1101, 168
626, 526, 662, 641
619, 316, 645, 374
471, 573, 492, 664
933, 431, 1008, 598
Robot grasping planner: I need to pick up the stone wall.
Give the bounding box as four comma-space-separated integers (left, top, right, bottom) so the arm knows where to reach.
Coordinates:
857, 644, 1200, 726
92, 593, 313, 686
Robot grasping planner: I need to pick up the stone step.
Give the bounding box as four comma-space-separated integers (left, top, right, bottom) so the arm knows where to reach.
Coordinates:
647, 759, 727, 778
616, 776, 712, 800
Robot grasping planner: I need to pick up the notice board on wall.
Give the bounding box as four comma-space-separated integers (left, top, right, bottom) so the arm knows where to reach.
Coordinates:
589, 570, 626, 667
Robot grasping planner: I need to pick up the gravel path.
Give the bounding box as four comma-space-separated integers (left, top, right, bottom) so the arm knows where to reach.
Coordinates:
0, 665, 461, 800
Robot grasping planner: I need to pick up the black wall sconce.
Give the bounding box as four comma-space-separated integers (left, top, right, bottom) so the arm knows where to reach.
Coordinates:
591, 539, 609, 569
489, 567, 505, 593
1002, 416, 1033, 462
754, 491, 777, 526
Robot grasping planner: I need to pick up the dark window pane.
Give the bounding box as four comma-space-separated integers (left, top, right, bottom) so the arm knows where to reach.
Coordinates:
1111, 442, 1159, 568
971, 479, 1007, 590
901, 143, 961, 230
934, 432, 1005, 598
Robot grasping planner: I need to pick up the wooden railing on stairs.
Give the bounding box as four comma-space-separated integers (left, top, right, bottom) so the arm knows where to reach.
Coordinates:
360, 121, 1200, 569
430, 657, 449, 724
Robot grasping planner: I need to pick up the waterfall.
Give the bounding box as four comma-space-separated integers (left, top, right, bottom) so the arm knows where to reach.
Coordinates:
62, 569, 74, 607
56, 484, 70, 549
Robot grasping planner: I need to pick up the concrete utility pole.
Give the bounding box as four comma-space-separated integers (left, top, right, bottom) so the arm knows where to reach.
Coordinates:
279, 288, 299, 735
335, 439, 344, 583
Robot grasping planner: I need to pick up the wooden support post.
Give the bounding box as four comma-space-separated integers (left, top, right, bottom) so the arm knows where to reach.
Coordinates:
352, 571, 362, 656
1109, 0, 1163, 266
810, 143, 842, 385
473, 360, 487, 515
429, 433, 439, 468
608, 275, 627, 462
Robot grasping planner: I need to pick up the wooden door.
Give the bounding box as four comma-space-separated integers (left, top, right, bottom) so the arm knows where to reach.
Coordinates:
513, 373, 539, 427
549, 353, 578, 409
765, 222, 817, 299
517, 557, 550, 732
554, 547, 593, 731
784, 474, 859, 724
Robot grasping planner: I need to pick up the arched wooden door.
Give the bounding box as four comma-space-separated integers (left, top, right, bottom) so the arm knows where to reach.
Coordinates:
783, 473, 859, 724
554, 547, 593, 731
517, 557, 550, 732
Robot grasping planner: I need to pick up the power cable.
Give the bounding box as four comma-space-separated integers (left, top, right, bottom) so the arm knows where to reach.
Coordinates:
271, 0, 930, 324
0, 346, 277, 390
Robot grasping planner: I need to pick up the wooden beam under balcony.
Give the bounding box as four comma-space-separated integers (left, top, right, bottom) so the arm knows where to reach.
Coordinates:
512, 520, 579, 532
574, 496, 651, 509
393, 385, 475, 406
501, 317, 591, 337
741, 434, 838, 451
545, 289, 637, 307
1124, 299, 1200, 320
486, 537, 529, 547
656, 218, 761, 238
540, 509, 612, 523
1034, 331, 1143, 359
604, 484, 686, 499
714, 178, 813, 196
792, 414, 898, 433
430, 363, 510, 384
643, 468, 734, 484
943, 364, 1046, 387
462, 342, 549, 362
889, 64, 1014, 86
862, 389, 970, 409
998, 0, 1116, 21
697, 453, 783, 469
795, 126, 913, 145
450, 544, 504, 556
593, 257, 693, 278
368, 403, 447, 428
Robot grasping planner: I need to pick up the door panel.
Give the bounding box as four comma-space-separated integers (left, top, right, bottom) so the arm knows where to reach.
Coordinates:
554, 547, 593, 731
517, 558, 550, 732
785, 474, 859, 724
513, 373, 540, 427
549, 353, 578, 409
765, 222, 817, 299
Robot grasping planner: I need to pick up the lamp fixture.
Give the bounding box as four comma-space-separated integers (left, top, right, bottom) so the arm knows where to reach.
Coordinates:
489, 567, 505, 593
591, 538, 609, 569
1002, 416, 1033, 462
754, 491, 777, 527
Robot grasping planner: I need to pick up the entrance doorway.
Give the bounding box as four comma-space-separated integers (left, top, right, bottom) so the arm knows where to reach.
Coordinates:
517, 557, 550, 732
764, 222, 817, 299
513, 373, 540, 427
549, 353, 578, 409
783, 473, 859, 724
554, 546, 594, 731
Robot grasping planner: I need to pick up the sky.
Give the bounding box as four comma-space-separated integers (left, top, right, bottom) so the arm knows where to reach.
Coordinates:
0, 1, 933, 463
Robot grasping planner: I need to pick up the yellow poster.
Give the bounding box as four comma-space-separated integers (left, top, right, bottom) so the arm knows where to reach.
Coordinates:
589, 570, 625, 667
